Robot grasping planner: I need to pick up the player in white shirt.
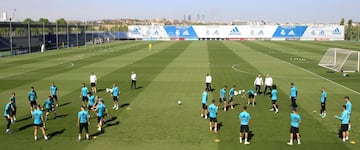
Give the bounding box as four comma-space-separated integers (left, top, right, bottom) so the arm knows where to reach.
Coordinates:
131, 71, 137, 89
263, 74, 273, 95
205, 73, 212, 92
89, 72, 97, 93
254, 74, 263, 94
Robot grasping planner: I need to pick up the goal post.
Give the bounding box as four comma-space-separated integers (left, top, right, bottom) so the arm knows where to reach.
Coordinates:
318, 48, 360, 72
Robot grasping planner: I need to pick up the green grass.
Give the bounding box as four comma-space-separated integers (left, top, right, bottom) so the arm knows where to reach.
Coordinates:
0, 41, 359, 150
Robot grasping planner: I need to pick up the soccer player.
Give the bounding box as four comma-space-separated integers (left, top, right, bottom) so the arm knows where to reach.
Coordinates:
239, 106, 251, 145
270, 85, 279, 113
320, 87, 327, 118
229, 85, 236, 110
95, 98, 109, 131
28, 86, 38, 113
4, 100, 13, 134
148, 42, 152, 50
287, 108, 301, 145
32, 105, 48, 141
87, 92, 96, 111
344, 96, 352, 130
90, 72, 97, 93
44, 96, 56, 120
111, 83, 120, 110
254, 74, 263, 94
49, 82, 59, 107
201, 88, 208, 119
9, 92, 16, 123
77, 105, 90, 141
290, 83, 298, 109
263, 74, 273, 95
205, 73, 212, 92
219, 86, 227, 111
243, 89, 256, 107
131, 71, 137, 89
80, 83, 89, 106
208, 99, 218, 133
335, 105, 350, 142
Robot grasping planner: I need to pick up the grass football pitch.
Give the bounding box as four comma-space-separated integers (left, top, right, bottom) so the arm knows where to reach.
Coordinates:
0, 41, 359, 150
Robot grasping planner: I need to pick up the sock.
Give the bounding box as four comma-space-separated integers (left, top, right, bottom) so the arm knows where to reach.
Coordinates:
239, 137, 242, 143
205, 115, 208, 119
35, 136, 37, 141
78, 135, 81, 140
298, 139, 301, 144
44, 135, 48, 140
276, 108, 279, 112
13, 117, 16, 121
86, 134, 89, 139
245, 138, 248, 142
289, 139, 293, 144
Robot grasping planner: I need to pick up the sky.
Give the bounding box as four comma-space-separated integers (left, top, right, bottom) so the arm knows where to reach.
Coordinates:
1, 0, 359, 23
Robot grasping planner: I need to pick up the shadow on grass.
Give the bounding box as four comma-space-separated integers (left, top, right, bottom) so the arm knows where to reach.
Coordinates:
120, 103, 130, 108
55, 114, 69, 119
218, 122, 223, 131
59, 102, 72, 107
18, 123, 34, 131
135, 86, 143, 89
48, 128, 66, 138
248, 130, 255, 141
97, 88, 106, 92
16, 116, 32, 123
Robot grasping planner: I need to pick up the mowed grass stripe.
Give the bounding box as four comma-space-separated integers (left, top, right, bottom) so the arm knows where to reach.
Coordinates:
231, 41, 356, 150
0, 41, 174, 149
0, 42, 150, 92
252, 41, 360, 93
207, 41, 294, 150
87, 41, 215, 149
0, 41, 133, 68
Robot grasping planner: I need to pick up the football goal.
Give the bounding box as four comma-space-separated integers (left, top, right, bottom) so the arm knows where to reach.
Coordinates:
318, 48, 360, 72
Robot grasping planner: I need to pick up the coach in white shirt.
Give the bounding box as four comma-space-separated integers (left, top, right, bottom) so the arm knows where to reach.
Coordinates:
131, 71, 137, 89
263, 74, 273, 95
254, 74, 263, 94
205, 73, 212, 91
90, 72, 97, 93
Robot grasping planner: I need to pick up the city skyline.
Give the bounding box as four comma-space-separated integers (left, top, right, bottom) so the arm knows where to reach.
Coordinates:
1, 0, 359, 23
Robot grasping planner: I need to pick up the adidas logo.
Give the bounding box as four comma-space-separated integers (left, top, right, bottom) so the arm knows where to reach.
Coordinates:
332, 28, 341, 35
257, 30, 264, 35
132, 28, 141, 34
288, 30, 296, 36
182, 30, 190, 36
230, 27, 241, 35
153, 30, 159, 35
319, 30, 326, 36
213, 30, 219, 35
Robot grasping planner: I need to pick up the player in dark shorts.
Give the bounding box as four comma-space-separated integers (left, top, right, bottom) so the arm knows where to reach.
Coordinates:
78, 106, 90, 141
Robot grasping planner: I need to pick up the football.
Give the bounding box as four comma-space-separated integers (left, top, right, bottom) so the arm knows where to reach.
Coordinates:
177, 100, 182, 105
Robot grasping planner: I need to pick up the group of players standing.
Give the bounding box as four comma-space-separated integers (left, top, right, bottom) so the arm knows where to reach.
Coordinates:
3, 71, 138, 142
201, 73, 353, 145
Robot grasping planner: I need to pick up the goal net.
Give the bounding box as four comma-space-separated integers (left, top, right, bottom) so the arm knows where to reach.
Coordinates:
318, 48, 360, 72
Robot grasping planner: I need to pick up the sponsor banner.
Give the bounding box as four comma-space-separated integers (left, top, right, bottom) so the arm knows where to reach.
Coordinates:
129, 25, 344, 41
163, 26, 198, 39
272, 26, 308, 38
128, 26, 169, 39
301, 25, 344, 40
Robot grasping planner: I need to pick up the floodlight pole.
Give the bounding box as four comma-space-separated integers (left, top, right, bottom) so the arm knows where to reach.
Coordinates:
76, 24, 79, 47
28, 23, 31, 53
42, 22, 45, 46
9, 18, 13, 55
56, 22, 59, 49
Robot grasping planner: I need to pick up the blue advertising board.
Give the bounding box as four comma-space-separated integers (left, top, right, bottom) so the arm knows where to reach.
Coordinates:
163, 26, 198, 39
272, 26, 308, 38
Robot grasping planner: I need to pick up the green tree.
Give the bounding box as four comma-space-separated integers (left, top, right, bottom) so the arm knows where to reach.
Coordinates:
38, 18, 51, 24
345, 19, 353, 40
56, 18, 67, 25
340, 18, 345, 25
23, 18, 34, 24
